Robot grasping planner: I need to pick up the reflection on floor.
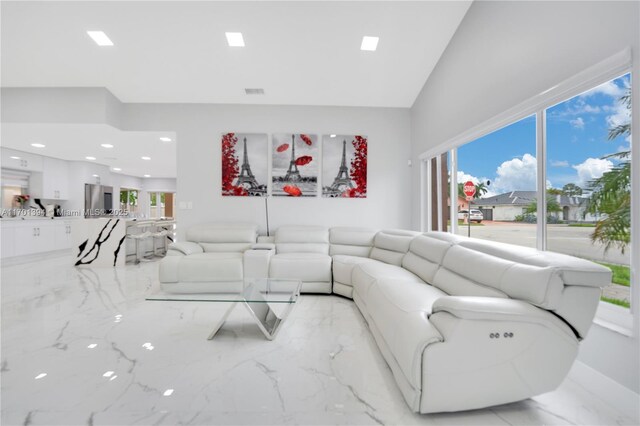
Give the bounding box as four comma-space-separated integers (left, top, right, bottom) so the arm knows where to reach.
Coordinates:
1, 256, 635, 425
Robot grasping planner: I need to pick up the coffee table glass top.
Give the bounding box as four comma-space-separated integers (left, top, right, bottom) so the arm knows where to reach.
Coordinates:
146, 279, 302, 340
146, 278, 301, 303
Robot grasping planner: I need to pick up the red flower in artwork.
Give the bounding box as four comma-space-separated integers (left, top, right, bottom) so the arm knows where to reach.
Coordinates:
221, 133, 247, 196
348, 135, 367, 198
300, 134, 313, 146
276, 143, 290, 152
295, 156, 313, 166
283, 185, 302, 197
341, 188, 359, 198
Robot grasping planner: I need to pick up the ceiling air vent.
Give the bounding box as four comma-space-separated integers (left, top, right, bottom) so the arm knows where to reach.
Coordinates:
245, 88, 265, 95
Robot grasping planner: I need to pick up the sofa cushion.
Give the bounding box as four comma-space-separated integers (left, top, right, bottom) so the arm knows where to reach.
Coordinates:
456, 237, 610, 287
269, 252, 332, 282
174, 252, 244, 282
332, 254, 377, 286
366, 279, 445, 390
434, 245, 566, 309
329, 227, 377, 257
352, 261, 423, 301
186, 222, 258, 253
402, 234, 454, 284
275, 225, 329, 254
369, 229, 420, 266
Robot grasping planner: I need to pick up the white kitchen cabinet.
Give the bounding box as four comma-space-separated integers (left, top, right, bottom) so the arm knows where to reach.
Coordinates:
54, 221, 73, 249
11, 221, 57, 257
0, 148, 43, 172
30, 157, 69, 200
1, 224, 15, 258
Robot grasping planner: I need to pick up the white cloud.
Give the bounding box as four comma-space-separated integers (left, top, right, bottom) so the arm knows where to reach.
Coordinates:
492, 153, 538, 193
572, 157, 613, 187
580, 80, 625, 98
606, 98, 631, 130
570, 117, 585, 129
550, 160, 569, 167
456, 171, 496, 198
457, 171, 478, 184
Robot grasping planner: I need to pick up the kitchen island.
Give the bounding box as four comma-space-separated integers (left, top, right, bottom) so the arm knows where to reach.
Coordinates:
74, 218, 176, 266
74, 218, 127, 267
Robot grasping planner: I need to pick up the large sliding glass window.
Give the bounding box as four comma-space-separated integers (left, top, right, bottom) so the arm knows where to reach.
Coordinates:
423, 73, 633, 312
546, 74, 632, 308
455, 115, 537, 247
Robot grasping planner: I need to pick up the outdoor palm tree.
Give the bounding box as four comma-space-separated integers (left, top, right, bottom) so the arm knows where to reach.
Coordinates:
586, 90, 631, 253
525, 194, 562, 214
457, 181, 488, 199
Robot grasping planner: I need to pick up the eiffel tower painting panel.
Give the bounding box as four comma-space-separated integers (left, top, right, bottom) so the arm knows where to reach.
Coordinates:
221, 133, 268, 197
272, 133, 319, 197
322, 134, 368, 198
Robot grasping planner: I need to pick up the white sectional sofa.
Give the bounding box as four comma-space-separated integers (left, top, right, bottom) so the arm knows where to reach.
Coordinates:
158, 223, 611, 413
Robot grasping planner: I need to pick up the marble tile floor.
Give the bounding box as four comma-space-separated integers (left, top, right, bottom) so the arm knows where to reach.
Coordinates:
0, 255, 635, 426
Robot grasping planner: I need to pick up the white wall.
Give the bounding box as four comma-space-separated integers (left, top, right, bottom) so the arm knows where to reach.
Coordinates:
410, 0, 640, 394
120, 104, 412, 236
143, 178, 176, 193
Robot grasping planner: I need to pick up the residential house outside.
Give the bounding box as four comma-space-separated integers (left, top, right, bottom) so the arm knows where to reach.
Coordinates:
474, 190, 596, 222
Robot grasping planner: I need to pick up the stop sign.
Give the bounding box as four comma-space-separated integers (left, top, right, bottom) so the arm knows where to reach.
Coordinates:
463, 181, 476, 198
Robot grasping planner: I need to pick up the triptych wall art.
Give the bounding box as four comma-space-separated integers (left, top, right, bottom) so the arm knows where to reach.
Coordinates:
221, 133, 367, 198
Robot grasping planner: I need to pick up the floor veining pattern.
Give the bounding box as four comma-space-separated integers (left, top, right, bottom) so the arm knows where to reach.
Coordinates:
0, 256, 634, 426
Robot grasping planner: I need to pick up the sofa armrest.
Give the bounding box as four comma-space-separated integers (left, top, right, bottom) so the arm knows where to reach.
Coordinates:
252, 243, 276, 250
432, 296, 576, 339
167, 241, 204, 256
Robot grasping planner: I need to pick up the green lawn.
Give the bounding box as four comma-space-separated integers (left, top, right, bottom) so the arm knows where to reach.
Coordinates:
568, 223, 596, 227
600, 296, 630, 308
596, 262, 630, 287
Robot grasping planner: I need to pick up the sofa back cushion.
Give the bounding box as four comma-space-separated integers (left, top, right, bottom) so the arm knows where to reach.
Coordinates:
401, 234, 453, 284
275, 225, 329, 254
369, 229, 420, 266
432, 245, 565, 308
329, 227, 377, 257
186, 222, 257, 252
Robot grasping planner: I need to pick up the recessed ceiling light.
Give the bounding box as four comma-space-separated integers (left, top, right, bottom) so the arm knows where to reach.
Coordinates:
144, 174, 151, 178
225, 32, 245, 47
360, 36, 379, 51
103, 371, 114, 378
159, 137, 172, 142
141, 156, 151, 160
87, 343, 98, 349
87, 31, 114, 47
86, 156, 96, 160
163, 389, 174, 396
35, 373, 47, 380
330, 134, 336, 138
92, 174, 99, 177
10, 156, 21, 160
245, 88, 265, 95
31, 143, 45, 148
112, 167, 122, 172
101, 143, 114, 148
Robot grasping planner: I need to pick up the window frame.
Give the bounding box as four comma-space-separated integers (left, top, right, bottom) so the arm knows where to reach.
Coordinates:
419, 49, 636, 335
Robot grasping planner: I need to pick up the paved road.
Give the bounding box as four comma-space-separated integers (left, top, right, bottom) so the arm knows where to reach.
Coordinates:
453, 222, 630, 265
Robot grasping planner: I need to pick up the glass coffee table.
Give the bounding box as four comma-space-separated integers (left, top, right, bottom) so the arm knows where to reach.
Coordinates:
146, 278, 302, 340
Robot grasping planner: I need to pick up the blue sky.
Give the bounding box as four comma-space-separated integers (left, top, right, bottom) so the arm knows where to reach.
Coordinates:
457, 73, 631, 196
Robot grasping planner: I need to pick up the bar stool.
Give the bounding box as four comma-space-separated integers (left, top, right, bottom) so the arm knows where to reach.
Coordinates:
126, 225, 153, 263
151, 226, 169, 257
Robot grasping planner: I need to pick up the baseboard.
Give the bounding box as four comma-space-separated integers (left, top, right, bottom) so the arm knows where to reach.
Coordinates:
569, 360, 640, 421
